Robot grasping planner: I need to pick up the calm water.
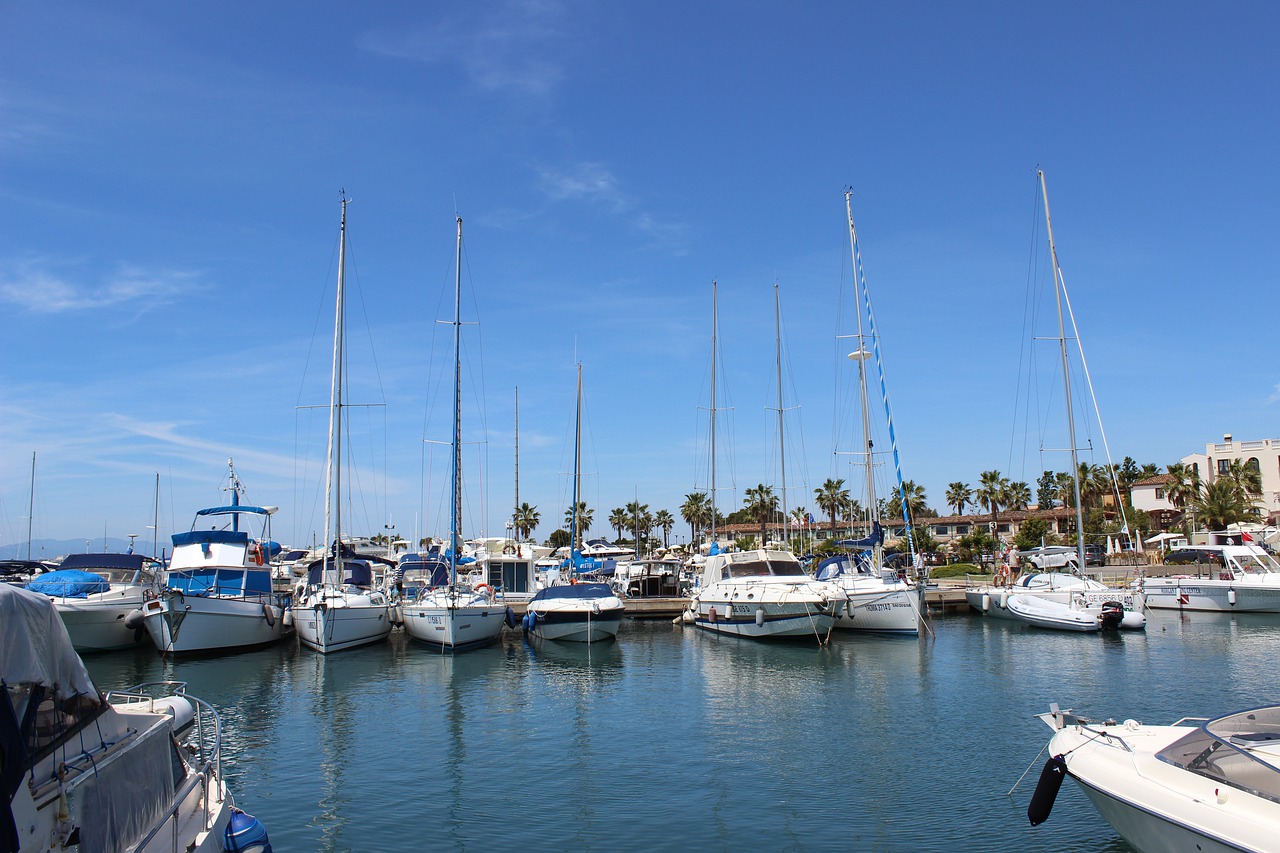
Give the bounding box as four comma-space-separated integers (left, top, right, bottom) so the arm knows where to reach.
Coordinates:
83, 609, 1280, 852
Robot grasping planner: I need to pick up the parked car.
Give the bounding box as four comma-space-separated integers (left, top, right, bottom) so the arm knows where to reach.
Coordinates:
1164, 548, 1223, 566
1022, 546, 1080, 571
1083, 545, 1105, 567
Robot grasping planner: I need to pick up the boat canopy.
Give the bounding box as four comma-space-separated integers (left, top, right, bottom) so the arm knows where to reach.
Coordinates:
167, 568, 272, 597
814, 552, 873, 580
26, 569, 111, 598
529, 582, 614, 602
173, 529, 250, 548
59, 553, 151, 572
0, 584, 98, 701
835, 521, 883, 551
195, 505, 276, 517
1157, 704, 1280, 804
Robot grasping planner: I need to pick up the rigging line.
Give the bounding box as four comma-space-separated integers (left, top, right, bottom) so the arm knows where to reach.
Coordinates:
1056, 269, 1131, 536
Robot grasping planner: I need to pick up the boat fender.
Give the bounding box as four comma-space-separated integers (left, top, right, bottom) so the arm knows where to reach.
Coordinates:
262, 604, 276, 627
998, 592, 1008, 610
505, 607, 518, 629
282, 609, 294, 627
124, 608, 146, 630
980, 594, 989, 613
1026, 755, 1068, 826
846, 600, 855, 619
1228, 588, 1237, 606
708, 606, 717, 623
755, 607, 765, 627
225, 807, 273, 853
1120, 611, 1146, 631
152, 696, 196, 740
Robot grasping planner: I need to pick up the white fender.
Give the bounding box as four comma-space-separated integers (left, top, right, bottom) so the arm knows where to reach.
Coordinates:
755, 607, 765, 627
980, 594, 990, 613
1228, 588, 1237, 606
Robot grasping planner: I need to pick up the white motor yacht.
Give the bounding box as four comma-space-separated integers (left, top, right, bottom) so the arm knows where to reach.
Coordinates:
26, 552, 159, 652
1142, 542, 1280, 612
1029, 702, 1280, 852
685, 549, 841, 641
523, 581, 625, 642
1, 583, 270, 853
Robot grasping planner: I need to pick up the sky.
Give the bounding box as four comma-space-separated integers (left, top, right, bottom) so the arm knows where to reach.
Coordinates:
3, 1, 1278, 557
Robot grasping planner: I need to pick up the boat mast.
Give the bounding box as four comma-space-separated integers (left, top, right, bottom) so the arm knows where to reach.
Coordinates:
774, 283, 787, 547
710, 282, 718, 548
1038, 170, 1087, 570
152, 472, 160, 561
845, 193, 877, 549
26, 451, 35, 560
322, 193, 349, 586
513, 386, 519, 541
571, 363, 583, 556
450, 217, 464, 586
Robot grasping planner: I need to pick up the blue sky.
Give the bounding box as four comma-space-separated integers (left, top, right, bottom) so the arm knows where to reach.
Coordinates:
3, 1, 1277, 556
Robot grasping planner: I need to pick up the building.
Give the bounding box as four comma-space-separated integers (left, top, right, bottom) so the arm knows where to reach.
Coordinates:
1181, 434, 1280, 523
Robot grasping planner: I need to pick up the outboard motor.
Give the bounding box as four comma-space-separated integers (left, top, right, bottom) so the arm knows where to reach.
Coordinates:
1098, 601, 1124, 631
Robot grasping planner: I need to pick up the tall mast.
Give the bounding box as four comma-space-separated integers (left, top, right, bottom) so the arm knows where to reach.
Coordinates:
322, 193, 349, 585
513, 386, 519, 539
152, 472, 160, 560
710, 282, 718, 546
450, 216, 464, 585
1038, 170, 1087, 570
845, 193, 876, 539
774, 283, 787, 546
571, 363, 583, 554
26, 451, 35, 560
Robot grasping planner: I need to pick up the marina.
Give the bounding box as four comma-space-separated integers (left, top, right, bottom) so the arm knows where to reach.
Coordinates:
65, 606, 1280, 852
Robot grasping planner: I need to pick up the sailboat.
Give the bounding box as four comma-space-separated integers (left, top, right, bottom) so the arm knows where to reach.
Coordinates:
964, 171, 1143, 628
294, 194, 393, 654
523, 363, 625, 642
813, 191, 923, 635
402, 217, 511, 652
684, 283, 841, 641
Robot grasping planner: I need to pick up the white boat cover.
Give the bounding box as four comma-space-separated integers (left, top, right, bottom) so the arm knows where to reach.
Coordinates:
0, 583, 99, 700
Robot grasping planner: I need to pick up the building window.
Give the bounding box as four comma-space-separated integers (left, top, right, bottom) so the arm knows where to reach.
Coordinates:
1246, 457, 1260, 472
956, 525, 969, 535
1218, 459, 1230, 475
1192, 462, 1199, 476
934, 525, 948, 536
997, 524, 1009, 533
1155, 488, 1165, 499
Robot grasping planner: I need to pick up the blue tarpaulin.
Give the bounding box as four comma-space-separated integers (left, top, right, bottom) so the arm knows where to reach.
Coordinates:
28, 569, 110, 598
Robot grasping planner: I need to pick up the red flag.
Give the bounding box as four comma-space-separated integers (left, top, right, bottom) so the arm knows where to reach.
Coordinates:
1242, 531, 1253, 542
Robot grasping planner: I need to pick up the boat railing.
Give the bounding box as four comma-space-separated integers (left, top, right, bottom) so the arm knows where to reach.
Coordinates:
106, 681, 225, 851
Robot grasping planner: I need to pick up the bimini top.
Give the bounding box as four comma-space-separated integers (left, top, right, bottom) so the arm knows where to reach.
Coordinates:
0, 584, 98, 700
530, 582, 615, 602
195, 505, 277, 518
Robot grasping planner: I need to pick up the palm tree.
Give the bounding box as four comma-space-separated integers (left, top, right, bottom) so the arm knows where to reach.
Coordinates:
1221, 459, 1263, 503
1005, 481, 1032, 511
654, 509, 675, 549
624, 501, 649, 552
513, 502, 540, 540
609, 507, 628, 543
976, 470, 1009, 538
563, 501, 592, 546
897, 480, 929, 527
744, 484, 778, 547
1194, 478, 1257, 530
815, 478, 849, 538
945, 481, 972, 516
681, 492, 709, 543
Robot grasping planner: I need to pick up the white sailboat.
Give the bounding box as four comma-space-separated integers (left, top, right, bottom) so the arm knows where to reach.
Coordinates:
295, 194, 393, 654
965, 171, 1144, 628
402, 217, 510, 652
523, 364, 625, 643
816, 191, 922, 635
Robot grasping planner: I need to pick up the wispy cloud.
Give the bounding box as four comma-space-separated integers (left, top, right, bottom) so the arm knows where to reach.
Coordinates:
1269, 382, 1280, 404
358, 0, 571, 97
0, 259, 199, 313
537, 162, 624, 210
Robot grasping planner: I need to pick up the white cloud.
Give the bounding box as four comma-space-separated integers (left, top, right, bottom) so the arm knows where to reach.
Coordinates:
1269, 382, 1280, 404
0, 259, 199, 313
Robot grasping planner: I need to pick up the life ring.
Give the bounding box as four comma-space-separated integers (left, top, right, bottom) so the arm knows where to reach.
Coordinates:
249, 542, 264, 566
997, 564, 1010, 586
474, 583, 492, 597
502, 544, 516, 556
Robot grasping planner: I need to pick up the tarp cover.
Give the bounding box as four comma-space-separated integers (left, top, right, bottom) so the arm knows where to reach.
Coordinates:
59, 553, 148, 572
26, 569, 111, 598
0, 584, 98, 699
836, 521, 883, 550
529, 582, 615, 602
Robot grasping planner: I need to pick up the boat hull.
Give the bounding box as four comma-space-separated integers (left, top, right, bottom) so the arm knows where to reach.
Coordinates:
832, 585, 919, 634
142, 592, 291, 655
1074, 777, 1249, 853
1142, 578, 1280, 612
966, 587, 1144, 620
528, 606, 624, 642
295, 590, 392, 653
691, 599, 836, 639
53, 594, 148, 651
403, 603, 507, 651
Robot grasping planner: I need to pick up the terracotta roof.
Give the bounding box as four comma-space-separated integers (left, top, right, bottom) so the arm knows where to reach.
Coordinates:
1133, 474, 1173, 486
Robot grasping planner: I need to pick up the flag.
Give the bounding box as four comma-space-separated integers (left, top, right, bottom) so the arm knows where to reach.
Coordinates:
1243, 531, 1254, 542
807, 513, 815, 526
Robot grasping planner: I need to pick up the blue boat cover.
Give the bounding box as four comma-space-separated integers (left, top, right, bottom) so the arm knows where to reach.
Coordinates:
529, 582, 614, 602
814, 553, 872, 580
27, 569, 111, 598
194, 505, 273, 517
59, 553, 148, 572
306, 560, 374, 587
835, 521, 883, 550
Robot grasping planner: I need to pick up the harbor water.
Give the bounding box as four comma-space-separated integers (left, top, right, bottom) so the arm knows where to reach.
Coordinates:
84, 609, 1279, 852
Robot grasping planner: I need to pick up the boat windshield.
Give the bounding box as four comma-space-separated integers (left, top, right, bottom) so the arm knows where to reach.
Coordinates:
1234, 553, 1280, 574
726, 559, 801, 579
1156, 705, 1280, 804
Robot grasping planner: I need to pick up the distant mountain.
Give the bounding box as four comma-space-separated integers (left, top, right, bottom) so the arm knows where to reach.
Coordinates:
1, 538, 165, 562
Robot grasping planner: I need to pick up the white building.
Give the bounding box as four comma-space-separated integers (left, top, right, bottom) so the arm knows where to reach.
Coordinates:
1181, 434, 1280, 522
1131, 473, 1175, 513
